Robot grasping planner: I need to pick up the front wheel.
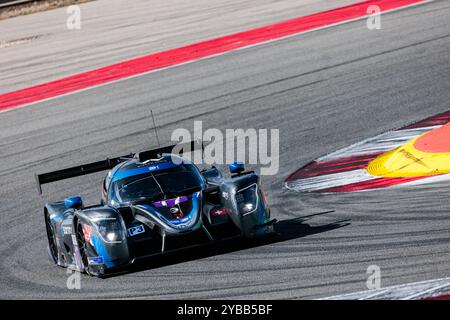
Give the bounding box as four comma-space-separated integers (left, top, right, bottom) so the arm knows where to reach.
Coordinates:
76, 220, 94, 275
45, 211, 58, 264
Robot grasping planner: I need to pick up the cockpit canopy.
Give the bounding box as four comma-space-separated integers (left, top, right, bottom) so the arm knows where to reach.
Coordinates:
108, 162, 203, 205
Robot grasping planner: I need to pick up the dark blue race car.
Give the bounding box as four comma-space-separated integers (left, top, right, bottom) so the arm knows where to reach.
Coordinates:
37, 141, 275, 277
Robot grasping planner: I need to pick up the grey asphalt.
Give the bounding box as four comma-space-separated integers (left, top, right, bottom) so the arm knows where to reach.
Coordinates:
0, 0, 356, 93
1, 0, 450, 299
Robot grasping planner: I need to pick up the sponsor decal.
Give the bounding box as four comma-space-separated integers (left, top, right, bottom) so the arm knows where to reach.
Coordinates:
71, 235, 83, 270
222, 191, 229, 200
70, 235, 78, 246
177, 216, 191, 224
153, 196, 188, 208
211, 208, 231, 216
127, 224, 145, 237
112, 161, 178, 182
87, 256, 104, 265
62, 226, 72, 235
82, 224, 92, 244
140, 193, 199, 228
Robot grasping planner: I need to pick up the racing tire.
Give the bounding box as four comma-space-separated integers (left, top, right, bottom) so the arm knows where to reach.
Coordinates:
45, 211, 58, 265
76, 220, 93, 276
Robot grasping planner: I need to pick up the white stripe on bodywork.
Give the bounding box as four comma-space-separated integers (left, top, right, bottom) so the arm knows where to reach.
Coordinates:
317, 126, 441, 162
285, 169, 376, 192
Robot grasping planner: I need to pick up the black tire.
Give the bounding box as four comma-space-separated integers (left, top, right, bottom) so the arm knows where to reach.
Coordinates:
76, 220, 91, 275
45, 211, 58, 264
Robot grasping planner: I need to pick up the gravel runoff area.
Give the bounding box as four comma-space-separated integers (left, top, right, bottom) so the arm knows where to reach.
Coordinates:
0, 0, 93, 20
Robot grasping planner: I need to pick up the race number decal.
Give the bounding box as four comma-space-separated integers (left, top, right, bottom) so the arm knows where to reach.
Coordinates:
127, 225, 145, 237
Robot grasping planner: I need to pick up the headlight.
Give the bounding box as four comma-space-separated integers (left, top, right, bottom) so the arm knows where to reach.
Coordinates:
235, 184, 258, 215
93, 218, 126, 243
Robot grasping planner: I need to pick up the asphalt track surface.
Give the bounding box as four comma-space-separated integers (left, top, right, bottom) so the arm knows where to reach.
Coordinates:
0, 0, 356, 94
1, 0, 450, 299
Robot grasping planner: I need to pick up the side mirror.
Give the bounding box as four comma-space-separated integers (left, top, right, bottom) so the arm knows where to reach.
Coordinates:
65, 196, 83, 209
229, 162, 244, 175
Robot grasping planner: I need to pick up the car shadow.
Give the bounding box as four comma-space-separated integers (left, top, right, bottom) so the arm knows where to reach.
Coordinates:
102, 211, 350, 278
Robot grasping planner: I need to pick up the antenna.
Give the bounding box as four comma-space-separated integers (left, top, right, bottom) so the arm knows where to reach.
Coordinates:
148, 108, 161, 147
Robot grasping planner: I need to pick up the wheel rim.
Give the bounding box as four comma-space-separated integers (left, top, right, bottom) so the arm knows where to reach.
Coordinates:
45, 213, 58, 263
76, 222, 89, 270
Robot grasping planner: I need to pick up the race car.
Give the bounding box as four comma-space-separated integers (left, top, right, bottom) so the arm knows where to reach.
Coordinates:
37, 141, 275, 277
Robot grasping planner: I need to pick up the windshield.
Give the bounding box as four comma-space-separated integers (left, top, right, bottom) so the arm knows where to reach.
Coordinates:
112, 164, 203, 203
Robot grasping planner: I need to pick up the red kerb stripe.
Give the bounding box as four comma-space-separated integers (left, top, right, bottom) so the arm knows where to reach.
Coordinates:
318, 176, 429, 192
285, 153, 382, 180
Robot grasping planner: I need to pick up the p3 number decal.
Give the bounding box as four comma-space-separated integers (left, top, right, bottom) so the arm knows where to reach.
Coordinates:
128, 224, 145, 237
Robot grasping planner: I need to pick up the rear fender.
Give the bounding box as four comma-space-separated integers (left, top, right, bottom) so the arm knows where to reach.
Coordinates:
44, 202, 72, 267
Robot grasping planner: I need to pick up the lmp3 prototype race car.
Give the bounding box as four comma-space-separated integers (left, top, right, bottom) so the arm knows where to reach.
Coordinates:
36, 141, 275, 277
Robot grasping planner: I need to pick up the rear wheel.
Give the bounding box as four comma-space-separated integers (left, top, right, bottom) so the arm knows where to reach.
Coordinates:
45, 211, 58, 264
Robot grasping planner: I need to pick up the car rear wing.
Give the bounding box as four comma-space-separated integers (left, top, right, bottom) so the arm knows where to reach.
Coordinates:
136, 139, 203, 162
35, 140, 204, 194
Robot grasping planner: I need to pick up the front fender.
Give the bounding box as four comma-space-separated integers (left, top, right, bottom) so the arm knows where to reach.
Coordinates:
221, 173, 272, 237
75, 206, 130, 271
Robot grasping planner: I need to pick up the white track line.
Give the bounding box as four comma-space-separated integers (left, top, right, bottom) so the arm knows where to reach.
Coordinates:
321, 276, 450, 300
286, 169, 376, 192
402, 283, 450, 300
391, 173, 450, 187
317, 126, 441, 162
